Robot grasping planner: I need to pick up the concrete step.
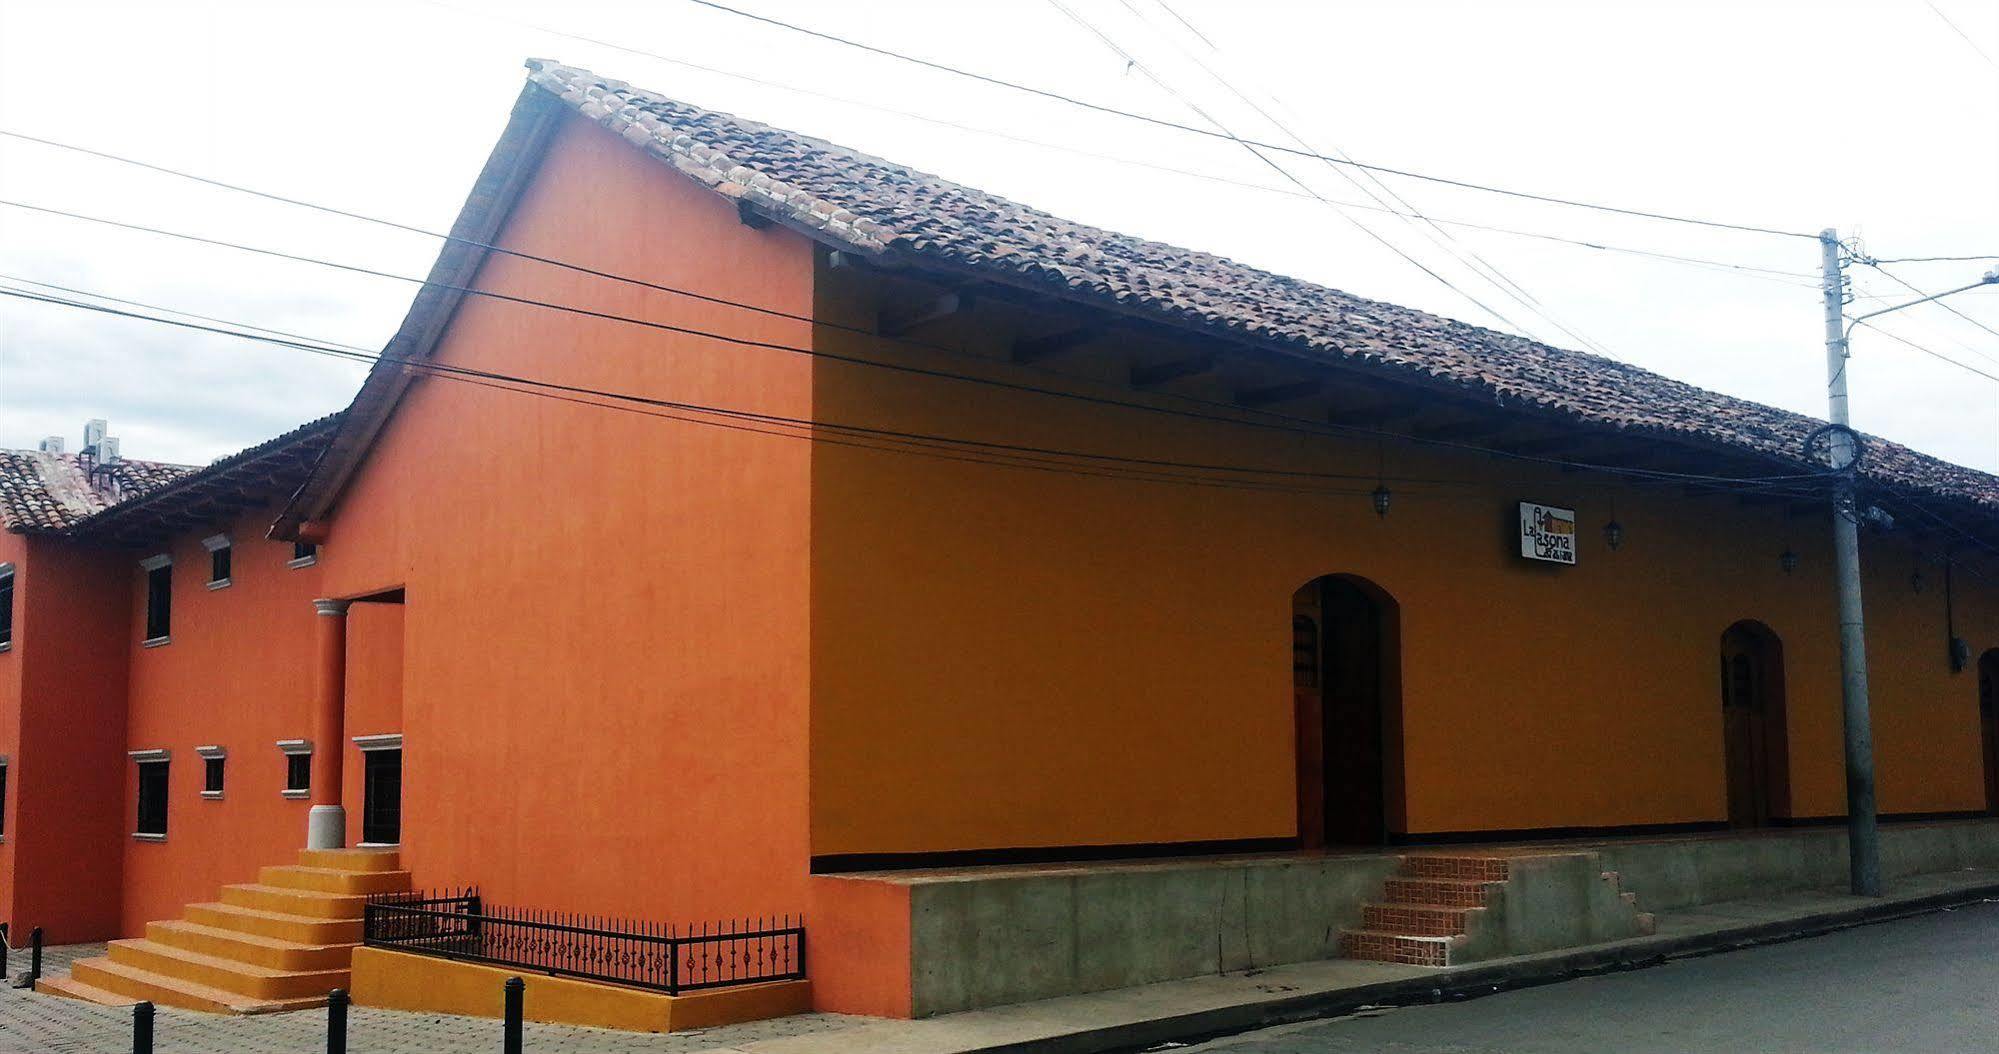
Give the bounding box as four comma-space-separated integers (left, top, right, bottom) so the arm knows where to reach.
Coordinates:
1403, 856, 1510, 881
1382, 877, 1498, 908
68, 956, 328, 1015
298, 847, 402, 873
107, 938, 348, 1002
1361, 902, 1477, 937
147, 919, 353, 972
1339, 928, 1457, 967
220, 883, 366, 920
185, 902, 363, 945
259, 864, 412, 896
35, 973, 139, 1007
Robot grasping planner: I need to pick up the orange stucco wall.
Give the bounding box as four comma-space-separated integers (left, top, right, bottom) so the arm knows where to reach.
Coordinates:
806, 255, 1999, 857
120, 509, 324, 934
315, 112, 816, 922
10, 535, 132, 943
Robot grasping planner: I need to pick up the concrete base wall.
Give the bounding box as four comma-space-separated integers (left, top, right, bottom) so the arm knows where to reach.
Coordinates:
890, 854, 1400, 1017
1453, 852, 1654, 962
1591, 820, 1999, 912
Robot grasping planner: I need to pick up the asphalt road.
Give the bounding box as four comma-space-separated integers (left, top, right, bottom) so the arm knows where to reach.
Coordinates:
1182, 900, 1999, 1054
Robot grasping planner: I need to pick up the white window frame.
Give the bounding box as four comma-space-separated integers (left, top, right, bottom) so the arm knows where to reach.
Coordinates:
139, 554, 172, 647
130, 748, 170, 841
202, 534, 232, 590
352, 733, 403, 752
288, 543, 318, 570
196, 744, 226, 799
277, 739, 313, 798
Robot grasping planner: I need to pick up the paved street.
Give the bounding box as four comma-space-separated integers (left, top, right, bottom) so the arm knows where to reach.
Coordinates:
1184, 900, 1999, 1054
0, 943, 858, 1053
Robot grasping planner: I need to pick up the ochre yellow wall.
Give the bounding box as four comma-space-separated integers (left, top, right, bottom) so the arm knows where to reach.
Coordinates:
119, 507, 325, 933
807, 255, 1999, 855
317, 112, 816, 922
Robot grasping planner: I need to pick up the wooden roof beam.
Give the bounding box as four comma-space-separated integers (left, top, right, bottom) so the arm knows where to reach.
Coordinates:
1233, 379, 1323, 408
1011, 327, 1102, 364
880, 290, 972, 338
1130, 352, 1217, 390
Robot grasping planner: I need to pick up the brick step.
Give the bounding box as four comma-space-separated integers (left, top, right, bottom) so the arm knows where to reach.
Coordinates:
185, 902, 363, 945
66, 957, 328, 1015
1361, 902, 1477, 937
1339, 929, 1456, 967
1403, 855, 1510, 881
35, 974, 139, 1008
259, 864, 412, 896
107, 939, 349, 1002
147, 919, 353, 972
298, 847, 402, 873
1381, 877, 1499, 907
220, 883, 366, 920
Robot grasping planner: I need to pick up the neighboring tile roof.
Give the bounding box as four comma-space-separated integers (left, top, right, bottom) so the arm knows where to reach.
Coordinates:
63, 414, 341, 546
521, 59, 1999, 518
0, 449, 192, 532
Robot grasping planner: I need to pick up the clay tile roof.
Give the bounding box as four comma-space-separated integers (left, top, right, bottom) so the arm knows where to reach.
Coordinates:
522, 59, 1999, 519
62, 413, 342, 546
0, 449, 193, 533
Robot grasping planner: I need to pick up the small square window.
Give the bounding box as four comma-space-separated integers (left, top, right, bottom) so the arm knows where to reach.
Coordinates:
286, 752, 310, 793
204, 756, 225, 795
290, 542, 317, 568
209, 547, 231, 586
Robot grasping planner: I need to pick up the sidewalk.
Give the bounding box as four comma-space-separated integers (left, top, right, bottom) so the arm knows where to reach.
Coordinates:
9, 869, 1998, 1053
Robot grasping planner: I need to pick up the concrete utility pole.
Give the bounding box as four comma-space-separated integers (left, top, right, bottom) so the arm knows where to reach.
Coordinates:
1819, 229, 1881, 897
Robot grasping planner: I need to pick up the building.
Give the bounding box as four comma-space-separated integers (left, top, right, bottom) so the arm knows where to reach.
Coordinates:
10, 60, 1999, 1020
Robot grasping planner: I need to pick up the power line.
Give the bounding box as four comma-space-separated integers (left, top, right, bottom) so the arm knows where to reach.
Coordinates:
0, 117, 1821, 289
0, 278, 1837, 504
1866, 255, 1999, 265
672, 0, 1819, 240
1073, 0, 1621, 358
1860, 258, 1999, 343
1849, 316, 1999, 384
2, 195, 1841, 489
1039, 0, 1536, 339
1923, 0, 1998, 67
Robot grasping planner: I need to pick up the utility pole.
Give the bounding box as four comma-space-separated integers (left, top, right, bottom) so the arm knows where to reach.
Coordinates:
1820, 228, 1881, 897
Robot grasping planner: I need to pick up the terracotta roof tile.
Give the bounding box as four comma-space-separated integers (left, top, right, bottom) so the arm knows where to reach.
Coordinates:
0, 450, 193, 533
525, 60, 1999, 517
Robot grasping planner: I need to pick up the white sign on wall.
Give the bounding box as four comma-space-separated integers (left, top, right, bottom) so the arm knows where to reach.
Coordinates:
1519, 502, 1578, 565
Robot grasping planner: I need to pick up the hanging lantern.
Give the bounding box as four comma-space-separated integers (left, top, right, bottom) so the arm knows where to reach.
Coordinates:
1371, 484, 1392, 518
1780, 547, 1800, 574
1603, 520, 1625, 551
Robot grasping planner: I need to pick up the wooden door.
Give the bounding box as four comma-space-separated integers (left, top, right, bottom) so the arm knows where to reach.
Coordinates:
1981, 655, 1999, 813
1321, 579, 1386, 845
1722, 646, 1770, 828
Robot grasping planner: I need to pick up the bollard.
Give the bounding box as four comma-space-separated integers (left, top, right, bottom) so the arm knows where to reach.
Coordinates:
326, 987, 349, 1054
502, 976, 524, 1054
10, 927, 40, 989
132, 1000, 154, 1054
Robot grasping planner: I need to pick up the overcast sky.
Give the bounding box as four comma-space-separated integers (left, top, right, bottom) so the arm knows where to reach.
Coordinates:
2, 0, 1996, 471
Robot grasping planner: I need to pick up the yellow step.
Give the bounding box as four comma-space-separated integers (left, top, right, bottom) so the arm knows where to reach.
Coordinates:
185, 902, 362, 945
147, 919, 353, 972
220, 883, 366, 920
107, 938, 348, 1002
299, 847, 402, 872
36, 973, 139, 1007
260, 864, 413, 896
68, 956, 327, 1015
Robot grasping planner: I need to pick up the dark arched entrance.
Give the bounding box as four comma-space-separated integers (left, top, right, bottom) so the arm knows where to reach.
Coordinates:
1293, 575, 1402, 847
1978, 650, 1999, 813
1720, 621, 1790, 828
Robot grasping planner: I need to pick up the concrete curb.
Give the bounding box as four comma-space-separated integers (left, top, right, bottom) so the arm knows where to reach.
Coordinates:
972, 881, 1999, 1054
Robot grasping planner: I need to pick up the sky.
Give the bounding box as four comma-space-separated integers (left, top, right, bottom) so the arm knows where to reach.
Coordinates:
1, 0, 1996, 471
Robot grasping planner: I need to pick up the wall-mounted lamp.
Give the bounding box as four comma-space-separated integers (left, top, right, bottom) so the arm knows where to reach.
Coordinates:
1780, 547, 1800, 574
1603, 520, 1625, 552
1371, 484, 1392, 518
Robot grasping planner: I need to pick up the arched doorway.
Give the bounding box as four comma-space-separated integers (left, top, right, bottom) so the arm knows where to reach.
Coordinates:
1978, 650, 1999, 813
1720, 621, 1790, 828
1293, 575, 1402, 847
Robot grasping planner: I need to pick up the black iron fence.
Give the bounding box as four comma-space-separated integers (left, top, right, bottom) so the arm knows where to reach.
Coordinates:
361, 889, 805, 995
